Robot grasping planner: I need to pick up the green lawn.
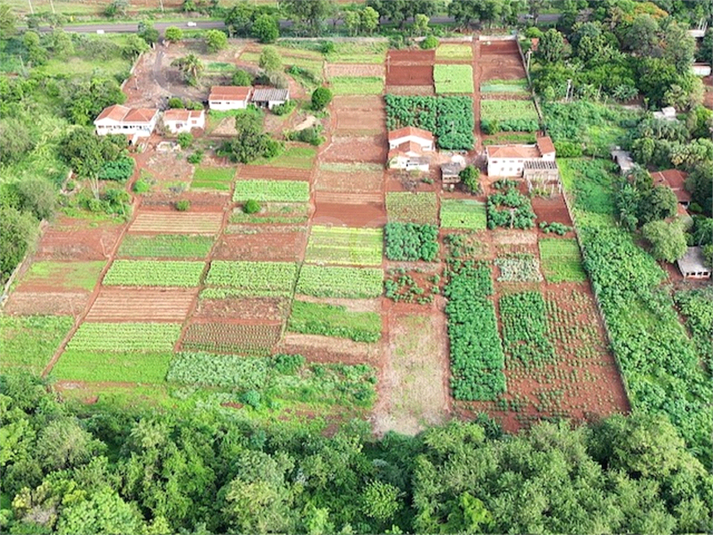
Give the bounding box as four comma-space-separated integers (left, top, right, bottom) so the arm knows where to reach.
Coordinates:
251, 146, 317, 169
19, 261, 106, 292
331, 76, 385, 95
52, 350, 172, 383
288, 300, 382, 342
440, 199, 487, 230
191, 166, 236, 191
434, 65, 474, 94
0, 315, 74, 374
118, 235, 215, 259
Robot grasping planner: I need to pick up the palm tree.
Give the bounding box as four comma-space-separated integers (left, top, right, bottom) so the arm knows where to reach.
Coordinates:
171, 54, 204, 86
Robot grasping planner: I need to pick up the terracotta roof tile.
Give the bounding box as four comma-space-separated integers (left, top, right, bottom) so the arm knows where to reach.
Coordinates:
124, 108, 159, 123
96, 104, 130, 122
164, 109, 204, 122
487, 145, 540, 159
388, 126, 434, 142
209, 86, 252, 101
536, 136, 555, 155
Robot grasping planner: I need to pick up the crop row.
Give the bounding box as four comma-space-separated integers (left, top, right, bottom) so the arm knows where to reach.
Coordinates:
444, 261, 506, 401
305, 226, 383, 266
499, 291, 555, 367
295, 265, 383, 298
495, 253, 543, 282
118, 235, 214, 259
434, 64, 474, 94
674, 288, 713, 371
481, 99, 539, 133
288, 300, 381, 343
66, 322, 182, 352
386, 192, 438, 225
538, 238, 587, 283
232, 179, 310, 203
103, 260, 205, 287
181, 322, 281, 355
205, 261, 298, 297
440, 199, 487, 230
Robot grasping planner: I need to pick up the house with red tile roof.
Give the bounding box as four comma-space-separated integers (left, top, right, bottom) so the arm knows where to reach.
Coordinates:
652, 169, 692, 207
388, 127, 434, 152
163, 109, 206, 134
486, 136, 556, 177
387, 127, 434, 171
208, 86, 252, 111
94, 104, 159, 141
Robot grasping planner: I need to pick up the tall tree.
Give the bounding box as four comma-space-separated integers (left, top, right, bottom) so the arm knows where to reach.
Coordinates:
536, 28, 566, 63
280, 0, 331, 36
171, 54, 204, 85
663, 22, 695, 72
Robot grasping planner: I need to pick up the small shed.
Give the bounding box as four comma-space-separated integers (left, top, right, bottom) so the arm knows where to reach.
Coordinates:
441, 162, 463, 189
611, 148, 634, 176
653, 107, 677, 121
677, 247, 711, 279
523, 160, 560, 195
252, 88, 290, 110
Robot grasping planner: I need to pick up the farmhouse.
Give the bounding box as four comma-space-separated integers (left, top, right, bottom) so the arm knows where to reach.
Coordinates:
677, 247, 712, 279
94, 105, 159, 140
485, 136, 556, 177
388, 126, 435, 152
251, 88, 290, 110
208, 86, 252, 110
163, 109, 206, 134
652, 169, 691, 207
611, 147, 635, 176
388, 141, 431, 172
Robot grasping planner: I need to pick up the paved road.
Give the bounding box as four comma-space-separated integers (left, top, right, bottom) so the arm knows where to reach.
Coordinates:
38, 13, 559, 34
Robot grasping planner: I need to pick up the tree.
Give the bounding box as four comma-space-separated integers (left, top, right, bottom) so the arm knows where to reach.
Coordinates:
413, 13, 429, 36
362, 481, 400, 522
123, 34, 149, 60
0, 207, 37, 280
447, 0, 481, 29
56, 489, 145, 535
177, 133, 193, 149
259, 46, 282, 73
460, 166, 481, 193
281, 0, 332, 36
536, 28, 566, 63
105, 0, 129, 17
527, 0, 548, 24
0, 2, 17, 35
0, 119, 34, 165
205, 29, 227, 52
47, 28, 73, 57
360, 6, 379, 35
700, 28, 713, 66
639, 185, 677, 224
171, 54, 204, 86
36, 418, 104, 471
138, 21, 160, 45
311, 87, 332, 110
243, 199, 261, 214
16, 178, 57, 221
232, 69, 252, 86
252, 13, 279, 43
22, 31, 47, 66
663, 22, 695, 72
624, 14, 660, 56
344, 10, 360, 36
643, 220, 687, 262
687, 163, 713, 216
164, 26, 184, 42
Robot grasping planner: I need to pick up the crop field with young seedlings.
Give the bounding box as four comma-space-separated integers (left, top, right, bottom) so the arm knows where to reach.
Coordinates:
103, 260, 205, 287
305, 226, 383, 266
205, 261, 298, 297
481, 99, 540, 133
384, 267, 440, 305
251, 146, 317, 169
480, 79, 529, 94
181, 322, 282, 355
118, 235, 214, 259
500, 292, 556, 368
295, 265, 384, 298
495, 253, 543, 282
331, 76, 385, 95
129, 212, 223, 234
233, 179, 310, 203
52, 351, 173, 383
66, 322, 182, 352
436, 44, 473, 60
386, 192, 438, 224
440, 199, 487, 230
288, 300, 382, 342
434, 65, 474, 94
538, 238, 587, 282
191, 167, 236, 191
17, 261, 106, 292
0, 316, 74, 374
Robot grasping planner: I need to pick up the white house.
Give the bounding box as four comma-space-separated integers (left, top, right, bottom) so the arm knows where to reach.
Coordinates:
163, 109, 205, 134
486, 136, 556, 177
388, 126, 434, 152
94, 105, 159, 140
208, 86, 252, 111
653, 106, 677, 121
692, 63, 712, 76
388, 141, 431, 172
251, 88, 290, 110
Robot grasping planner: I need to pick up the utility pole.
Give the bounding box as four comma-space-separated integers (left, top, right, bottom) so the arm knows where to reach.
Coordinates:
526, 49, 531, 73
27, 0, 34, 15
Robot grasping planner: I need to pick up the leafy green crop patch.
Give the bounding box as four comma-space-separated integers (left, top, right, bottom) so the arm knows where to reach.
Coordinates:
103, 260, 205, 287
251, 146, 317, 169
326, 42, 387, 64
66, 322, 182, 352
386, 192, 438, 224
331, 76, 385, 95
487, 187, 536, 230
19, 261, 106, 292
480, 79, 528, 94
385, 223, 439, 262
495, 253, 543, 282
0, 316, 74, 374
232, 179, 310, 203
440, 199, 487, 230
118, 235, 214, 259
305, 226, 383, 266
481, 99, 539, 133
52, 351, 172, 383
434, 65, 474, 94
436, 44, 473, 60
674, 288, 713, 370
500, 291, 556, 368
181, 322, 281, 355
539, 238, 587, 283
295, 265, 383, 298
191, 166, 235, 191
205, 261, 298, 297
288, 300, 381, 342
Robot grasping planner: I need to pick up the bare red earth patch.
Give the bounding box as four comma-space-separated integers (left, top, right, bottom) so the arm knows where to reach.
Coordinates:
386, 64, 434, 86
85, 288, 197, 322
531, 196, 574, 227
387, 49, 435, 65
35, 217, 123, 261
279, 333, 381, 365
335, 109, 385, 134
313, 202, 387, 228
140, 191, 229, 211
332, 95, 384, 109
322, 135, 387, 164
316, 168, 384, 193
3, 292, 89, 316
213, 231, 307, 262
194, 296, 290, 321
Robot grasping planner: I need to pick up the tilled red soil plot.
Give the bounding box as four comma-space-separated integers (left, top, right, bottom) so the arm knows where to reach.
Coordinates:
531, 196, 574, 227
386, 64, 434, 86
480, 41, 527, 81
321, 135, 387, 164
129, 211, 224, 234
313, 202, 387, 228
194, 296, 290, 321
238, 165, 312, 181
332, 95, 384, 109
180, 320, 282, 354
387, 49, 435, 65
85, 288, 197, 322
139, 191, 229, 212
35, 217, 124, 261
279, 333, 381, 365
334, 109, 385, 135
3, 291, 89, 316
213, 230, 308, 262
386, 85, 435, 96
327, 63, 385, 78
316, 168, 384, 192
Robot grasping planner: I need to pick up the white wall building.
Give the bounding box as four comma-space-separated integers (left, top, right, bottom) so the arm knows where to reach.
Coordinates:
94, 105, 159, 140
163, 109, 205, 134
486, 137, 556, 177
388, 141, 431, 172
208, 86, 252, 111
251, 88, 290, 110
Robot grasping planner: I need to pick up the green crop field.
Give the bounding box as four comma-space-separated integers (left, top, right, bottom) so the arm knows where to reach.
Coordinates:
205, 261, 298, 296
230, 203, 310, 224
440, 199, 487, 230
65, 322, 182, 352
232, 179, 310, 203
19, 261, 106, 292
386, 192, 438, 224
331, 76, 385, 95
52, 351, 172, 383
288, 300, 382, 342
191, 167, 236, 191
326, 42, 387, 64
103, 260, 205, 287
118, 235, 214, 259
539, 238, 587, 283
305, 226, 383, 266
434, 65, 474, 94
436, 44, 473, 60
480, 79, 529, 94
481, 99, 539, 121
0, 316, 74, 374
295, 265, 383, 298
251, 146, 317, 169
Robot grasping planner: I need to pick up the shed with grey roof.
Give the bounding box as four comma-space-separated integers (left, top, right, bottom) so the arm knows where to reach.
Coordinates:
251, 88, 290, 110
677, 246, 712, 279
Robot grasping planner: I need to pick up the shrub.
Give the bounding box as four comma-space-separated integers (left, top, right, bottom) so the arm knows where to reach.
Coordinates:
168, 97, 184, 108
259, 46, 282, 72
164, 26, 183, 42
421, 35, 439, 49
176, 132, 193, 149
271, 100, 297, 116
311, 87, 333, 110
320, 41, 336, 54
204, 29, 227, 52
175, 199, 191, 211
385, 223, 438, 261
232, 69, 252, 86
187, 151, 204, 164
132, 179, 150, 193
243, 199, 261, 214
252, 14, 279, 44
460, 166, 480, 194
287, 126, 324, 146
98, 158, 134, 182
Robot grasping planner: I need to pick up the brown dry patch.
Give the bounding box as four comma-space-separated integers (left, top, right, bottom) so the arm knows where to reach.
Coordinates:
387, 49, 435, 65
181, 321, 282, 354
85, 288, 197, 322
195, 296, 290, 321
36, 218, 123, 261
385, 85, 435, 96
386, 64, 434, 86
332, 95, 384, 109
322, 135, 387, 164
480, 41, 527, 81
312, 202, 387, 228
3, 291, 89, 316
316, 168, 383, 193
140, 191, 229, 211
279, 333, 380, 365
327, 63, 384, 78
129, 211, 223, 234
531, 196, 574, 227
492, 229, 538, 245
294, 295, 381, 313
213, 231, 307, 262
334, 109, 385, 136
143, 152, 194, 186
238, 165, 312, 181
